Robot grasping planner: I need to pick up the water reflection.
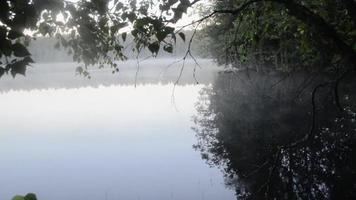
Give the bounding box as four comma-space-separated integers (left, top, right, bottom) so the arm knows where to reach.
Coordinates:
193, 72, 356, 199
0, 84, 235, 200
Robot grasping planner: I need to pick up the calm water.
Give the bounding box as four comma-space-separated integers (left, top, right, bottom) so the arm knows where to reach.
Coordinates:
0, 60, 235, 200
2, 60, 355, 200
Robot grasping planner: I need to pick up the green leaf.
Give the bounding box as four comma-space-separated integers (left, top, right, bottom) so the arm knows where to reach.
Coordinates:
0, 67, 5, 78
178, 32, 185, 42
9, 60, 27, 77
163, 44, 173, 53
23, 56, 34, 63
8, 30, 23, 40
131, 29, 138, 37
156, 31, 167, 42
24, 193, 37, 200
12, 43, 31, 57
122, 32, 127, 42
148, 42, 160, 55
39, 22, 50, 36
126, 12, 136, 22
12, 196, 25, 200
156, 27, 174, 42
1, 39, 12, 56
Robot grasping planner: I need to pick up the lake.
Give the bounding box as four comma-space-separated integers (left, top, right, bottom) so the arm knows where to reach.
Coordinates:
0, 59, 236, 200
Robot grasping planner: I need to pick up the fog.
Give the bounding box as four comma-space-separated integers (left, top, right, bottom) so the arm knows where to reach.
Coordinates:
0, 83, 236, 200
0, 55, 237, 200
0, 59, 218, 91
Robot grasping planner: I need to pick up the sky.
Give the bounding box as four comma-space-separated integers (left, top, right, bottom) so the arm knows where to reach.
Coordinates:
66, 0, 210, 29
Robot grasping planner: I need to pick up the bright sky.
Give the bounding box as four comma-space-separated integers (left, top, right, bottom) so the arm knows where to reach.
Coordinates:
71, 0, 211, 28
24, 0, 211, 36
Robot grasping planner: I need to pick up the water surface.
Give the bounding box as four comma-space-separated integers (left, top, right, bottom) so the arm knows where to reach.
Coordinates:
0, 60, 235, 200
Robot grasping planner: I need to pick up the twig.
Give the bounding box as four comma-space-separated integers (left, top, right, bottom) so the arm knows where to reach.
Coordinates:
134, 47, 143, 87
334, 69, 352, 111
284, 82, 331, 149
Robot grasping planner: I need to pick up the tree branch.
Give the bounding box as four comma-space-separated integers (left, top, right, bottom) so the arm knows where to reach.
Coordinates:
276, 0, 356, 67
199, 0, 356, 68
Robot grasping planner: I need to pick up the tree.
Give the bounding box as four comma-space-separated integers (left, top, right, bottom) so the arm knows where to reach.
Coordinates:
0, 0, 198, 78
196, 0, 356, 72
12, 193, 37, 200
0, 0, 355, 78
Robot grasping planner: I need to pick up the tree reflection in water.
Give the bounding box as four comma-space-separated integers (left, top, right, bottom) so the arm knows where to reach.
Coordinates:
193, 71, 356, 200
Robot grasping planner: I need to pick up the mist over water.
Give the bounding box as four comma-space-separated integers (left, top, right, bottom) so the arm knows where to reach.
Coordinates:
0, 59, 235, 200
1, 1, 355, 199
0, 59, 218, 91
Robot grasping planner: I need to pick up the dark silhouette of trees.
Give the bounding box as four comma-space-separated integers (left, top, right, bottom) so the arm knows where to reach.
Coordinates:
12, 193, 37, 200
198, 0, 356, 71
0, 0, 355, 78
0, 0, 196, 78
193, 72, 356, 199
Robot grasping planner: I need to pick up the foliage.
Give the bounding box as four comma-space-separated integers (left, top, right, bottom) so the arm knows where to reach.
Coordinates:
12, 193, 37, 200
0, 0, 196, 78
0, 0, 355, 78
198, 0, 356, 72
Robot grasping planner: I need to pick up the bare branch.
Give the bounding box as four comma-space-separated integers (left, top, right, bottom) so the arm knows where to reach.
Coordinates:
334, 69, 352, 111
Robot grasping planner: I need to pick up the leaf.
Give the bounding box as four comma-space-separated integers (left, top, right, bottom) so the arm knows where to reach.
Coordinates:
131, 29, 138, 37
12, 43, 31, 57
38, 22, 50, 36
156, 31, 167, 42
126, 12, 137, 22
122, 32, 127, 42
9, 60, 27, 77
156, 27, 174, 42
12, 195, 25, 200
163, 44, 173, 53
1, 39, 12, 56
178, 32, 185, 42
0, 67, 5, 78
148, 42, 160, 55
24, 193, 37, 200
0, 26, 7, 40
8, 30, 23, 40
23, 56, 34, 63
